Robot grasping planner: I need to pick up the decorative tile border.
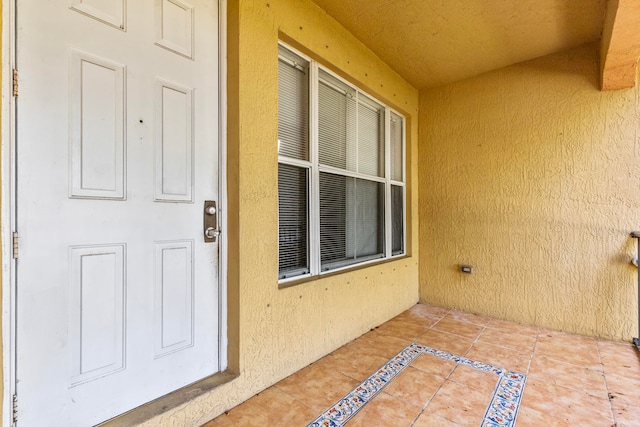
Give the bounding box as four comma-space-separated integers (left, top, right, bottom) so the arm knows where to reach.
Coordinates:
308, 342, 527, 427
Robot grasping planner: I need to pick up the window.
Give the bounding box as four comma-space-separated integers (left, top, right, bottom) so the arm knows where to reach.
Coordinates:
278, 43, 406, 281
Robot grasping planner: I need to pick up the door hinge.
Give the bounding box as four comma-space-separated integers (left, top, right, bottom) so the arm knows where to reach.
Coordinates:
12, 393, 17, 423
12, 69, 18, 97
12, 232, 18, 259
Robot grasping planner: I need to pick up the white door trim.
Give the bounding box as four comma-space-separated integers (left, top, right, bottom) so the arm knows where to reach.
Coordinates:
2, 0, 17, 425
0, 0, 229, 424
217, 0, 229, 374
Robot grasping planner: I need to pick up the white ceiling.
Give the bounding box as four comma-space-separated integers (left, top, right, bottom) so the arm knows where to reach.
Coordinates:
311, 0, 607, 89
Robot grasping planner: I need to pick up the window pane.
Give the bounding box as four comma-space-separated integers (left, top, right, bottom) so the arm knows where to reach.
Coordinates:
391, 185, 404, 255
320, 172, 384, 271
318, 71, 356, 171
278, 51, 309, 160
278, 164, 309, 278
319, 173, 347, 264
358, 97, 384, 177
390, 113, 403, 181
355, 179, 385, 257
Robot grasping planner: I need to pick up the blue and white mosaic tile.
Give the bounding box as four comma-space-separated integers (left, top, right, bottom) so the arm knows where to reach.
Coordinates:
308, 342, 527, 427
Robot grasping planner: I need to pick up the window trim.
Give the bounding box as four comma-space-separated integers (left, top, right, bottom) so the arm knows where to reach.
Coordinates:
278, 41, 407, 284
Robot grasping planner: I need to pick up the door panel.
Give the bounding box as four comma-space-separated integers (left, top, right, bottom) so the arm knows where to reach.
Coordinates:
154, 240, 194, 357
70, 0, 126, 29
16, 1, 221, 425
154, 79, 194, 202
69, 244, 126, 385
70, 50, 126, 199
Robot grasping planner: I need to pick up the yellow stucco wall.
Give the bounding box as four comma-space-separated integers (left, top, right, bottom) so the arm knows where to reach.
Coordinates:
419, 44, 640, 341
143, 0, 420, 424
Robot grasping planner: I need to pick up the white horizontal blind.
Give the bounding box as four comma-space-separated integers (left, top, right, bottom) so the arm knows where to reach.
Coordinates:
278, 46, 310, 279
318, 70, 357, 171
319, 174, 384, 271
355, 180, 385, 257
319, 172, 347, 266
391, 184, 403, 255
278, 47, 309, 160
358, 96, 384, 177
390, 112, 403, 182
278, 164, 309, 278
390, 111, 405, 255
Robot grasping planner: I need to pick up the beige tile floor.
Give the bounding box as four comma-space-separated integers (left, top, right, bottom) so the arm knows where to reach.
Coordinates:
203, 304, 640, 426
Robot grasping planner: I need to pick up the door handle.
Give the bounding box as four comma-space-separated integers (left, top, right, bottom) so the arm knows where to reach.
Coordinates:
203, 201, 220, 242
205, 227, 220, 239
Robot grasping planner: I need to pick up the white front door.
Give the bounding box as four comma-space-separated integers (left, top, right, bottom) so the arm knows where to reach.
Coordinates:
15, 1, 222, 425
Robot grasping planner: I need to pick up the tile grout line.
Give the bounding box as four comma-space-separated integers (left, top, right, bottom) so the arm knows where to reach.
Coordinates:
391, 309, 448, 427
271, 383, 321, 420
524, 327, 539, 375
408, 308, 455, 427
470, 320, 520, 427
595, 339, 618, 427
463, 318, 489, 358
508, 327, 538, 427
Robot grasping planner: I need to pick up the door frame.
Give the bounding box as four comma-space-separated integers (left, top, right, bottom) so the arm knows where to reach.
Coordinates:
0, 1, 229, 425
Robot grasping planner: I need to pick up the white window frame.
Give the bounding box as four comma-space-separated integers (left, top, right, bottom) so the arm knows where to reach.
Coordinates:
278, 42, 406, 285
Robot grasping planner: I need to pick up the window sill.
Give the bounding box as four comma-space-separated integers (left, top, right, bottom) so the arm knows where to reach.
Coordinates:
278, 254, 410, 289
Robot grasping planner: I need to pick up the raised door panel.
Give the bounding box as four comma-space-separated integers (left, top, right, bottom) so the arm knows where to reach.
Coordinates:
154, 241, 194, 357
69, 245, 125, 385
154, 79, 194, 202
155, 0, 194, 58
71, 0, 126, 29
69, 50, 125, 199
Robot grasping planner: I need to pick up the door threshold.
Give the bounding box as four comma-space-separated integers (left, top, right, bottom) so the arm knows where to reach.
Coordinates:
99, 370, 239, 427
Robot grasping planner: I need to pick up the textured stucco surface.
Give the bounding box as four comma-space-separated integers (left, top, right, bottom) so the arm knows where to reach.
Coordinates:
311, 0, 605, 89
141, 0, 420, 425
419, 44, 640, 341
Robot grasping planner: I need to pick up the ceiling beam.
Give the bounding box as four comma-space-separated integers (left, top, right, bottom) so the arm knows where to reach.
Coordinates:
600, 0, 640, 91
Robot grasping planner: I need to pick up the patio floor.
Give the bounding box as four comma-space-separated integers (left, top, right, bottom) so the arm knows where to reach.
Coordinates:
203, 303, 640, 426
